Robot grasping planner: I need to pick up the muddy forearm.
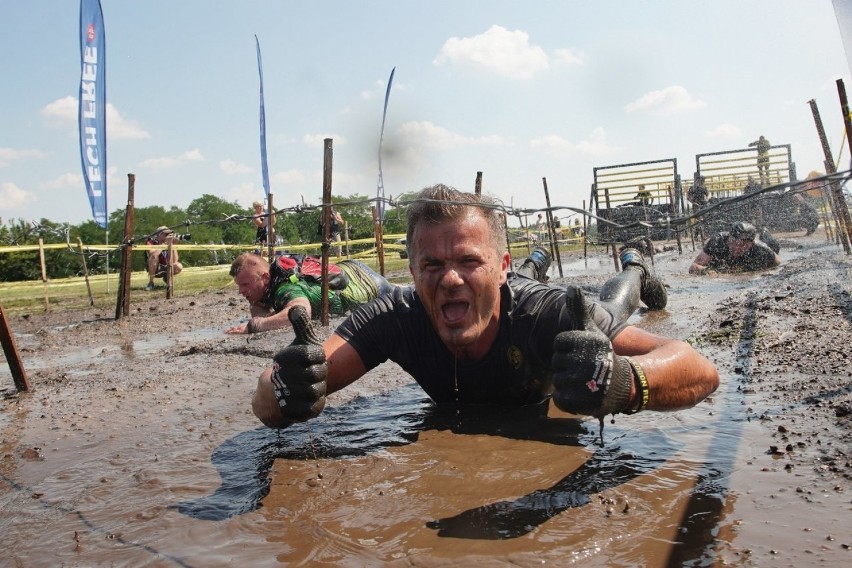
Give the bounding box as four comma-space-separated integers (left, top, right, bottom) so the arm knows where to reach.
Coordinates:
634, 340, 719, 411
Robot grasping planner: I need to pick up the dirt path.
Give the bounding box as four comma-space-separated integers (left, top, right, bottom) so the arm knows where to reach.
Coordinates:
1, 231, 851, 566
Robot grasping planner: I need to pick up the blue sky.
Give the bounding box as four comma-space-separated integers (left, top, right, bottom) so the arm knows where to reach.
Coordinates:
1, 1, 850, 227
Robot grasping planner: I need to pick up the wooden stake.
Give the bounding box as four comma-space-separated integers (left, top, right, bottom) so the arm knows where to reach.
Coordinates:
115, 174, 135, 320
267, 192, 275, 261
166, 238, 174, 300
77, 237, 95, 307
0, 303, 30, 392
541, 177, 563, 278
373, 206, 386, 276
38, 238, 49, 312
320, 138, 333, 327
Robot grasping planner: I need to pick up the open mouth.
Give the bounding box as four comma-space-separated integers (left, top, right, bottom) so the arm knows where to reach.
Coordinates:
441, 300, 470, 324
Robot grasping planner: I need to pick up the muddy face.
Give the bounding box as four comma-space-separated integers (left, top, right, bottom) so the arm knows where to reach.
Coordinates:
233, 265, 268, 305
727, 236, 754, 257
409, 213, 510, 360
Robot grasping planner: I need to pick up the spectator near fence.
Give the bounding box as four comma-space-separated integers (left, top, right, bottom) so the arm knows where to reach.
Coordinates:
329, 208, 344, 256
146, 226, 183, 291
252, 200, 276, 254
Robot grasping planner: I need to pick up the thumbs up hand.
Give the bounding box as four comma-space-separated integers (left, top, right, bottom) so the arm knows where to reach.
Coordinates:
551, 287, 634, 417
269, 306, 328, 424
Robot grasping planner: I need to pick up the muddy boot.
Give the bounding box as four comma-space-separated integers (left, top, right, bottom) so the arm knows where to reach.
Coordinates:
623, 235, 654, 257
516, 246, 552, 282
619, 247, 667, 310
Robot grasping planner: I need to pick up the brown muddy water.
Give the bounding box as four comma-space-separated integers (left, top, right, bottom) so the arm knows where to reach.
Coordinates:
1, 233, 850, 566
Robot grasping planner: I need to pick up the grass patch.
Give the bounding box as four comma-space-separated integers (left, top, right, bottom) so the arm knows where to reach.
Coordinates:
0, 245, 589, 316
0, 255, 415, 316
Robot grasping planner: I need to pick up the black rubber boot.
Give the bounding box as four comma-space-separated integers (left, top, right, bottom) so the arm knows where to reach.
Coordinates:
619, 248, 667, 310
516, 246, 552, 282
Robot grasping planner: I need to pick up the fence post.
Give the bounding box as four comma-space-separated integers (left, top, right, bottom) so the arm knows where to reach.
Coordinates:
38, 238, 49, 312
0, 303, 30, 392
834, 79, 852, 252
166, 239, 174, 300
77, 237, 95, 306
809, 98, 851, 253
320, 138, 333, 327
267, 192, 275, 261
372, 206, 385, 276
541, 177, 563, 278
115, 174, 135, 320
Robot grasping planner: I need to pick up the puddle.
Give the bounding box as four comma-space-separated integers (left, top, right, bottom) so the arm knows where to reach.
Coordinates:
1, 325, 229, 377
1, 234, 849, 566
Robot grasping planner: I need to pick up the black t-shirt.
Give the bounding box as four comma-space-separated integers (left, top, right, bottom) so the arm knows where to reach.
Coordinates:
335, 277, 626, 407
703, 232, 777, 271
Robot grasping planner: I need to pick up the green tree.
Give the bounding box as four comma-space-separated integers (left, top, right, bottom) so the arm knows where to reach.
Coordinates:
185, 194, 253, 265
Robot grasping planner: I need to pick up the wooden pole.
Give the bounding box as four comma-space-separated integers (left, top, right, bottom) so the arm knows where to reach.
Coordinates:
166, 239, 174, 299
808, 98, 850, 252
834, 78, 852, 251
372, 206, 386, 276
77, 237, 95, 307
582, 199, 589, 265
320, 138, 333, 327
475, 171, 482, 197
541, 177, 563, 278
0, 303, 30, 392
267, 192, 275, 261
37, 238, 49, 312
115, 174, 135, 320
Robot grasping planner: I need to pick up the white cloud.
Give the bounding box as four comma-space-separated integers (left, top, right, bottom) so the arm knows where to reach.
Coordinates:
331, 171, 369, 193
624, 86, 706, 116
225, 182, 260, 207
704, 123, 742, 139
106, 104, 151, 140
303, 134, 347, 148
360, 75, 405, 101
40, 96, 77, 123
138, 149, 204, 169
553, 48, 584, 67
434, 25, 550, 80
0, 147, 45, 168
40, 96, 150, 139
397, 121, 504, 148
530, 135, 573, 152
271, 169, 312, 187
0, 182, 36, 209
39, 166, 118, 191
220, 159, 252, 175
530, 127, 614, 157
42, 172, 83, 190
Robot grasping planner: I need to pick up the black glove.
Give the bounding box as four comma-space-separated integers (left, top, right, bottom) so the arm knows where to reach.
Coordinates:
551, 286, 633, 417
269, 306, 327, 423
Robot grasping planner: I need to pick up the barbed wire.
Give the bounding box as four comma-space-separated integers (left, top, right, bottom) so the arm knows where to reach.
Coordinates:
6, 169, 851, 264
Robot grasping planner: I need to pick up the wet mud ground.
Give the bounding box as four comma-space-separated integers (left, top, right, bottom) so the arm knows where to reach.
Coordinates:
1, 230, 850, 566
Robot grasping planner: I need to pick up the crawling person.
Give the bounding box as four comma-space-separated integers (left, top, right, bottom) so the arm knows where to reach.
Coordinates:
226, 253, 398, 334
251, 183, 718, 431
689, 221, 781, 275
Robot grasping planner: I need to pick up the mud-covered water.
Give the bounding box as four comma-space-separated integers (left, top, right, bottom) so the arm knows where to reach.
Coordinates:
2, 232, 850, 566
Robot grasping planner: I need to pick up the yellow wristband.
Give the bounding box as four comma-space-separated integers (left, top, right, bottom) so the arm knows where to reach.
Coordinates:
623, 357, 649, 414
